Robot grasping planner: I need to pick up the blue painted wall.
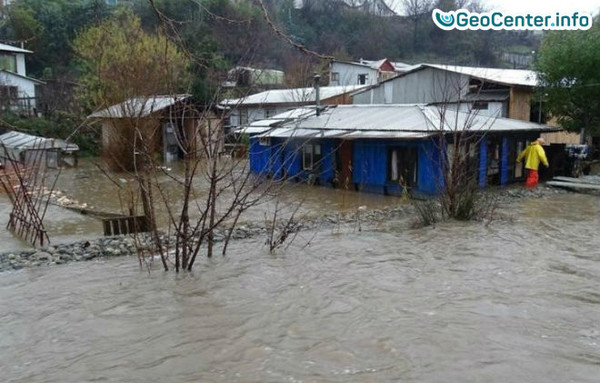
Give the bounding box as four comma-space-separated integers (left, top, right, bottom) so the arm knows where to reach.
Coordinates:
249, 136, 270, 175
351, 139, 441, 195
249, 134, 525, 196
255, 138, 337, 185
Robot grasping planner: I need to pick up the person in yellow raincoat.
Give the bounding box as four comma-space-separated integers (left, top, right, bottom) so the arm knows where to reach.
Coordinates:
516, 138, 549, 188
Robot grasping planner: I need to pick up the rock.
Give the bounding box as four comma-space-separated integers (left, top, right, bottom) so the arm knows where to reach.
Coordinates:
9, 261, 23, 270
34, 251, 51, 261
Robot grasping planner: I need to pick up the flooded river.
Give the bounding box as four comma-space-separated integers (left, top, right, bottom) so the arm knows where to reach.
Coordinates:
1, 192, 599, 382
0, 159, 400, 251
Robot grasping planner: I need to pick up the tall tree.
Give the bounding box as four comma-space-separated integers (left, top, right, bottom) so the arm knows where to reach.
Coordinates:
73, 7, 189, 110
4, 0, 110, 78
535, 24, 600, 137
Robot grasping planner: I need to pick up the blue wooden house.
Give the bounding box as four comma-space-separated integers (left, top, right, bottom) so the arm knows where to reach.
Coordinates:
246, 105, 558, 196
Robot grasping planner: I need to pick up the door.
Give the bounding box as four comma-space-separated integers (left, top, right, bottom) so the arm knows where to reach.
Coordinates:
337, 140, 353, 189
163, 122, 180, 163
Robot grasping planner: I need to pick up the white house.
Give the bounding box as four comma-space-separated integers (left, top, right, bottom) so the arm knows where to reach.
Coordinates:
0, 42, 43, 114
329, 58, 420, 87
220, 85, 367, 129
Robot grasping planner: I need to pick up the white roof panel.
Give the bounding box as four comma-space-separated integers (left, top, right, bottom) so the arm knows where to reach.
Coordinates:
0, 43, 32, 54
276, 104, 557, 135
424, 64, 538, 87
0, 131, 78, 151
88, 94, 190, 119
220, 86, 368, 106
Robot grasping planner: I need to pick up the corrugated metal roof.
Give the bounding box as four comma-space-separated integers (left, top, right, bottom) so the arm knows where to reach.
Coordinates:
235, 107, 316, 134
88, 94, 190, 119
258, 127, 432, 140
0, 43, 32, 54
0, 131, 79, 151
267, 104, 557, 135
424, 64, 538, 87
220, 86, 367, 106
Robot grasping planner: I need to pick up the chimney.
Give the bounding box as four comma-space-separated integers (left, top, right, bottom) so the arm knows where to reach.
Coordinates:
313, 72, 321, 116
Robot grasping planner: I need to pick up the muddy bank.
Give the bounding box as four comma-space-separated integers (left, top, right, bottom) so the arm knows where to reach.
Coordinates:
0, 185, 575, 272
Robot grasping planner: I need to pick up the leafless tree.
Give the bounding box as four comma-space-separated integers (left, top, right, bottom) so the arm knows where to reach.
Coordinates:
401, 0, 433, 50
415, 69, 500, 223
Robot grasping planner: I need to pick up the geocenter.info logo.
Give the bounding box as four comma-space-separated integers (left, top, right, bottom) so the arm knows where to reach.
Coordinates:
432, 9, 593, 31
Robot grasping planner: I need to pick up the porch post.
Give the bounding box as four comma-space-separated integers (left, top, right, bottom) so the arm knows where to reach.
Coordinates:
479, 137, 487, 188
500, 137, 509, 186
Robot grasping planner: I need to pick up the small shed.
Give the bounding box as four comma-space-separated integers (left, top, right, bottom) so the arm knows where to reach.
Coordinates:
0, 130, 78, 168
248, 104, 559, 196
88, 95, 222, 171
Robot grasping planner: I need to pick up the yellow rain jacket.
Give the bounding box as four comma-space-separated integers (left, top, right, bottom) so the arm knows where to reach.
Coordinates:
516, 142, 549, 170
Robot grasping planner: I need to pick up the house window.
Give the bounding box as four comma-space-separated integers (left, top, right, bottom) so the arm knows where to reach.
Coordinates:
0, 54, 16, 72
302, 143, 322, 171
473, 102, 489, 110
331, 72, 340, 82
0, 86, 18, 101
357, 73, 369, 85
239, 109, 248, 125
389, 147, 418, 187
265, 108, 276, 118
259, 137, 271, 146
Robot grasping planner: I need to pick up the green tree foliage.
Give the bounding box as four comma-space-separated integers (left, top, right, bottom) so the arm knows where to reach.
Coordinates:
73, 8, 189, 110
535, 24, 600, 136
3, 0, 110, 77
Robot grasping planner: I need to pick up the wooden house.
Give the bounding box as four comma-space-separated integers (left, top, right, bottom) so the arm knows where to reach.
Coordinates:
89, 95, 222, 171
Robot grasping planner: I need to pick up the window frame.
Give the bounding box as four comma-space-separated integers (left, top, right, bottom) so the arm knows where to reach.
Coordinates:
357, 73, 369, 85
302, 143, 322, 171
388, 146, 419, 187
0, 53, 17, 73
473, 101, 489, 110
239, 109, 249, 125
265, 108, 276, 119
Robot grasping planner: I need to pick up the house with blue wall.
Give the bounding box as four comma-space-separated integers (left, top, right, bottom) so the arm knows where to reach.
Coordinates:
247, 104, 558, 196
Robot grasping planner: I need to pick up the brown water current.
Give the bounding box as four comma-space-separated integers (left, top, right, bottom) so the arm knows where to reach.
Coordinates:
1, 191, 599, 382
0, 159, 400, 251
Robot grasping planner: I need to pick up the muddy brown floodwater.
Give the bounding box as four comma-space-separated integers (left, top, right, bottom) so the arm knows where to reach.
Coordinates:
1, 189, 599, 382
0, 159, 401, 251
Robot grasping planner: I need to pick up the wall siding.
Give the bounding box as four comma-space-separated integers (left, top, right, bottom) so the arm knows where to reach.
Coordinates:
330, 62, 378, 86
352, 67, 469, 105
508, 87, 532, 121
248, 134, 535, 196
